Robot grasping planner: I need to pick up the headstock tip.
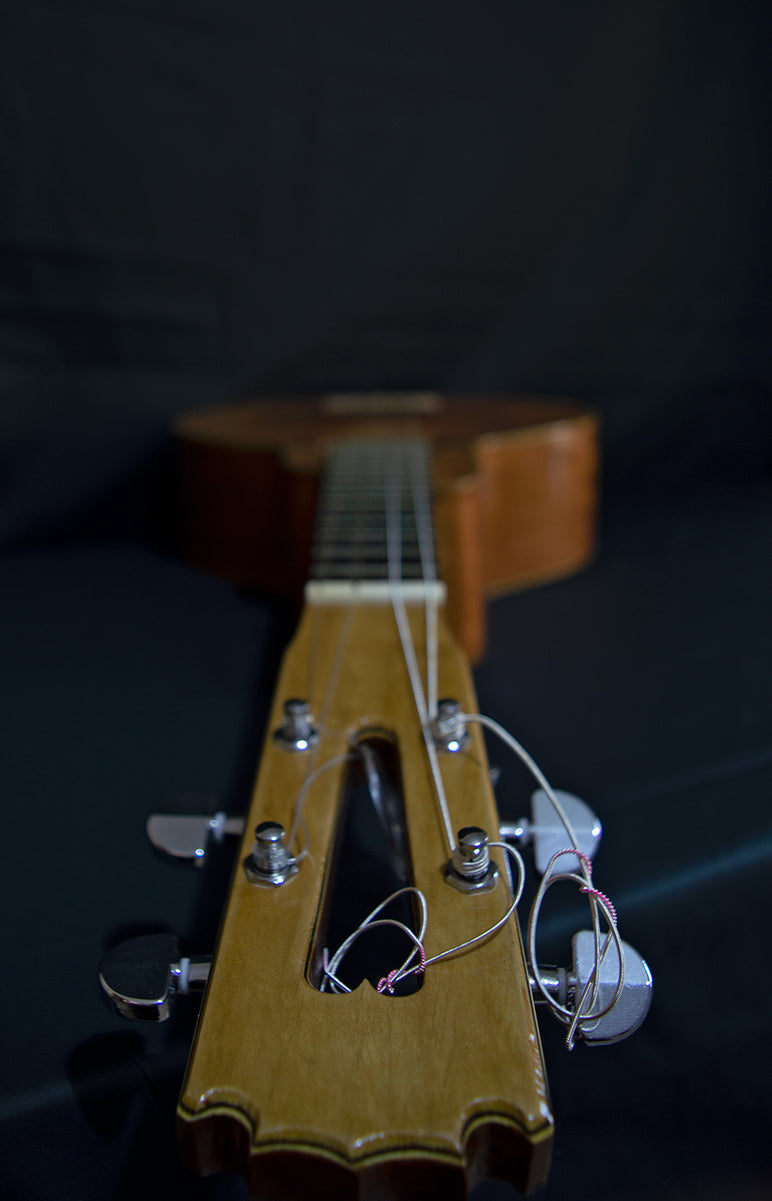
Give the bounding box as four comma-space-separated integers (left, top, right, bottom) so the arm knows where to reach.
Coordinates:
176, 1101, 554, 1200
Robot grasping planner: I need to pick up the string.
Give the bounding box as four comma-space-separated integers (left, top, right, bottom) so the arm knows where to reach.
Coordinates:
302, 444, 446, 864
460, 714, 583, 848
302, 446, 623, 1042
407, 442, 440, 719
321, 887, 428, 993
320, 708, 625, 1045
302, 445, 624, 1040
321, 842, 527, 994
386, 456, 455, 855
287, 751, 356, 857
420, 841, 525, 970
460, 711, 622, 1044
295, 442, 387, 858
528, 850, 625, 1049
313, 447, 528, 993
283, 603, 357, 861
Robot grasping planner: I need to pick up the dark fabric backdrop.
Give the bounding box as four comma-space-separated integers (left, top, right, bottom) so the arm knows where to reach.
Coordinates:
1, 1, 770, 531
1, 4, 771, 1201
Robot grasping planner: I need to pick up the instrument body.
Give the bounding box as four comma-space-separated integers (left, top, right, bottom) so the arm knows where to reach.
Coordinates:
172, 394, 600, 1198
175, 394, 598, 661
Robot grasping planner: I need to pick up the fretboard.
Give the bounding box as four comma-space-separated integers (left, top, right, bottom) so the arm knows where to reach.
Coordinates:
305, 440, 445, 603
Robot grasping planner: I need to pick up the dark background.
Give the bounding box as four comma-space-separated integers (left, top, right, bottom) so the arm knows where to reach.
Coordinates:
1, 3, 770, 1199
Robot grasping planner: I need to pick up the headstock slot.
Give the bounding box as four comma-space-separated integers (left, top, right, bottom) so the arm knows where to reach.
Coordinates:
308, 729, 423, 996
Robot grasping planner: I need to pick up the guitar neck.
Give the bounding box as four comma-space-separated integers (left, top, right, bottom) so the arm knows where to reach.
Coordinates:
176, 435, 553, 1198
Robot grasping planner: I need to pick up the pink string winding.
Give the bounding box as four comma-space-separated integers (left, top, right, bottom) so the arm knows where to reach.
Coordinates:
553, 848, 618, 927
377, 944, 427, 994
581, 886, 618, 926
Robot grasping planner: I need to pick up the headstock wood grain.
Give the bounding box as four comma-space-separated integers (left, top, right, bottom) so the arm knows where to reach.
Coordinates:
172, 394, 599, 1200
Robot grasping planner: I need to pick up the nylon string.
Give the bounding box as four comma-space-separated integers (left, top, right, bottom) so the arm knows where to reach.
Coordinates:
385, 445, 455, 855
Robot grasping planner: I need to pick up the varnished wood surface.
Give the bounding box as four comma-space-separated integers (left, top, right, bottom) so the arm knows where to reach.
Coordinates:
178, 602, 553, 1199
174, 394, 599, 661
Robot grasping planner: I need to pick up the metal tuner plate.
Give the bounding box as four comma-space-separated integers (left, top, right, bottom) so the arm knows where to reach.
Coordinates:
99, 934, 210, 1022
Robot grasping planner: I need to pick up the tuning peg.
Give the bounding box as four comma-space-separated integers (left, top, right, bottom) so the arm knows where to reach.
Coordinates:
98, 934, 211, 1022
273, 698, 319, 751
500, 789, 602, 876
431, 699, 470, 753
530, 930, 653, 1045
147, 811, 244, 865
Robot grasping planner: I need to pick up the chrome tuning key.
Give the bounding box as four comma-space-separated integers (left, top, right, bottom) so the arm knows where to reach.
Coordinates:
99, 934, 210, 1022
100, 927, 651, 1044
147, 810, 244, 865
500, 789, 602, 875
529, 930, 653, 1045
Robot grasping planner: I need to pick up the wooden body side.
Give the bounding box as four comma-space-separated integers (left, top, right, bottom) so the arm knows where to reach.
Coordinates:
476, 413, 599, 596
174, 397, 599, 663
177, 603, 553, 1199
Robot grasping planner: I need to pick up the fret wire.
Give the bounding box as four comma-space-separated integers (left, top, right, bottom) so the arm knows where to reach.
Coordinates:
310, 439, 438, 590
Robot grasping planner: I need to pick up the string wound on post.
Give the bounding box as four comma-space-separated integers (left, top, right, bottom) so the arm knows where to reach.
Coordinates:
244, 821, 299, 887
431, 699, 470, 753
445, 826, 499, 893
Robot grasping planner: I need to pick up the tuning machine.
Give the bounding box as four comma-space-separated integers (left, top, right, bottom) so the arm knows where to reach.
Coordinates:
445, 826, 499, 893
530, 931, 653, 1045
100, 928, 651, 1043
99, 934, 210, 1022
499, 793, 653, 1044
147, 809, 244, 865
500, 789, 602, 875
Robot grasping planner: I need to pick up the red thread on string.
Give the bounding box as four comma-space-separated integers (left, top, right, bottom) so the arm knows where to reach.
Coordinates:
376, 945, 426, 994
581, 886, 618, 926
376, 969, 399, 995
553, 848, 594, 876
552, 848, 618, 927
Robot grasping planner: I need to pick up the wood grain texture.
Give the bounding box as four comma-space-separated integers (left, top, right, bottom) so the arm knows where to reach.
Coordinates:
177, 603, 553, 1199
174, 395, 599, 661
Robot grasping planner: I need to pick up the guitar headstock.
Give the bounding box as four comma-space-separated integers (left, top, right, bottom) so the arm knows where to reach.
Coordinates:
100, 398, 651, 1198
177, 603, 553, 1198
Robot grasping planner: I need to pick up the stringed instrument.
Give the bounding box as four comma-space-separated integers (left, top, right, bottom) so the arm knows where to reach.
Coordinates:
169, 393, 601, 1200
173, 393, 598, 663
107, 393, 605, 1199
